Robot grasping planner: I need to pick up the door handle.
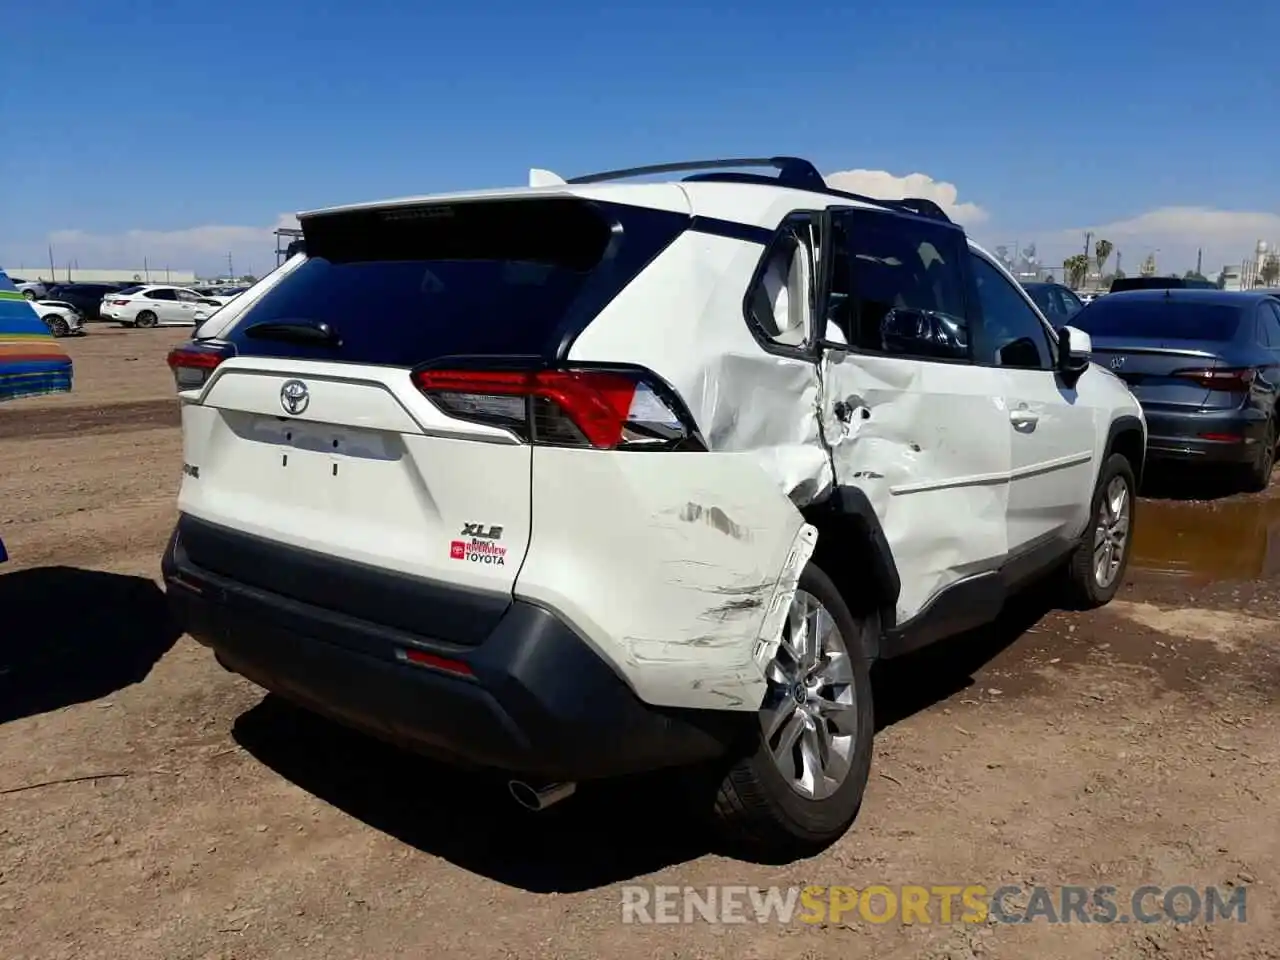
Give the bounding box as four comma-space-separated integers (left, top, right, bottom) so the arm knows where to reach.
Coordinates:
1009, 409, 1039, 427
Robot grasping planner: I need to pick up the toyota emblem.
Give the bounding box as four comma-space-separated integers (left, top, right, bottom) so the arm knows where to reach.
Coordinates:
280, 379, 310, 415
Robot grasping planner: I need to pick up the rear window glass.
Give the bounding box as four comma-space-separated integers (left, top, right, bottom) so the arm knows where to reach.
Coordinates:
116, 286, 144, 296
223, 198, 687, 366
1072, 299, 1244, 341
1109, 276, 1217, 292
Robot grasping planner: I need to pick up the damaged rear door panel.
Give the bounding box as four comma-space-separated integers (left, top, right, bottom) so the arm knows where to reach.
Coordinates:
816, 208, 1012, 622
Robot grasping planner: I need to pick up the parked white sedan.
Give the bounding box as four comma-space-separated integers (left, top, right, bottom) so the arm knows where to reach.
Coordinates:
101, 285, 222, 327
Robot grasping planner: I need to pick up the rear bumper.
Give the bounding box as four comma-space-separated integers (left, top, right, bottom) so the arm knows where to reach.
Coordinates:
1142, 407, 1268, 463
162, 519, 740, 781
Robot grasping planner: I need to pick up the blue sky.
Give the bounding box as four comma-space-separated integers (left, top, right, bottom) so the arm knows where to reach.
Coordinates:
4, 0, 1277, 279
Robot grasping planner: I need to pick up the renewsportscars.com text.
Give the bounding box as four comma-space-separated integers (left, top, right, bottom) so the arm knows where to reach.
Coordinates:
620, 884, 1248, 925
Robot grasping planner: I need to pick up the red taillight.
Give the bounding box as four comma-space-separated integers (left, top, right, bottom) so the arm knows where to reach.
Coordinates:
412, 366, 699, 450
1172, 367, 1257, 391
109, 299, 129, 306
167, 341, 232, 391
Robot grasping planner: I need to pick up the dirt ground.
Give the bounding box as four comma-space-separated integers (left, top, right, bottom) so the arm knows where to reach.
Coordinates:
2, 327, 1279, 960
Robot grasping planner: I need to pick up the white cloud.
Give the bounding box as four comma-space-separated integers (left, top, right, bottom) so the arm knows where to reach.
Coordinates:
824, 169, 988, 225
2, 214, 300, 278
1059, 207, 1280, 275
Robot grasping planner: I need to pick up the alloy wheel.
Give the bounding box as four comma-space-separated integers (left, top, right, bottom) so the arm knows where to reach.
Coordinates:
1093, 475, 1131, 588
759, 590, 859, 800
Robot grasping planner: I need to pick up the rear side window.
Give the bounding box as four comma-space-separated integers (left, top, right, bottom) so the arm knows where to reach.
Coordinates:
1072, 299, 1244, 341
825, 209, 971, 362
223, 198, 688, 366
147, 288, 177, 301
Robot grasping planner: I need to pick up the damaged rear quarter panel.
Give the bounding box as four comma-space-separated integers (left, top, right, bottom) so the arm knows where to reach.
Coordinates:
567, 229, 835, 507
514, 448, 814, 711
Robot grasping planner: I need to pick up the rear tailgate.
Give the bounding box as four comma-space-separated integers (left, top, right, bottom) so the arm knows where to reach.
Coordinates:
179, 357, 531, 645
175, 193, 690, 647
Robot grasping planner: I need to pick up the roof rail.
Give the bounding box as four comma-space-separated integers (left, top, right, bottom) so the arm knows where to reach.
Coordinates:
566, 156, 827, 192
566, 156, 955, 224
895, 197, 951, 222
821, 187, 953, 224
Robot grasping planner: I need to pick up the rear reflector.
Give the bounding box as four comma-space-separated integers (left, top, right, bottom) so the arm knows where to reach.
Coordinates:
1172, 367, 1257, 391
1198, 433, 1244, 443
412, 366, 700, 450
167, 341, 233, 391
397, 648, 474, 677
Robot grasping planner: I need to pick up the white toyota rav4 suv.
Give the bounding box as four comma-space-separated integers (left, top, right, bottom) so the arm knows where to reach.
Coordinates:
163, 157, 1145, 859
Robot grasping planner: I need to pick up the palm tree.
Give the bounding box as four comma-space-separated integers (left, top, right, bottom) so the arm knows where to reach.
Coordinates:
1063, 254, 1090, 289
1094, 239, 1113, 282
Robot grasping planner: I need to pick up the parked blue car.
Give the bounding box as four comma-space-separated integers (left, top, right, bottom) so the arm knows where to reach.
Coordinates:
1072, 289, 1280, 490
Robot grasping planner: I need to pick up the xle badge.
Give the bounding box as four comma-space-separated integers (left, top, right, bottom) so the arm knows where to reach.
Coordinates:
450, 523, 507, 566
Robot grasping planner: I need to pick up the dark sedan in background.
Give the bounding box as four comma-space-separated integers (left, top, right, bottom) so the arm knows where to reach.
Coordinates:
1022, 281, 1085, 323
1071, 289, 1280, 490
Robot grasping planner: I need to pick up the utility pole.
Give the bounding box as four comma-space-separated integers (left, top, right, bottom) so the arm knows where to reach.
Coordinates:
47, 244, 55, 281
1083, 231, 1093, 287
226, 252, 234, 280
1116, 250, 1122, 276
1196, 248, 1203, 277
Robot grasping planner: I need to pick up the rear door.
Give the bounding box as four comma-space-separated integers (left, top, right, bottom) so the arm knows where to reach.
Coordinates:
818, 208, 1012, 622
176, 196, 686, 645
143, 287, 182, 322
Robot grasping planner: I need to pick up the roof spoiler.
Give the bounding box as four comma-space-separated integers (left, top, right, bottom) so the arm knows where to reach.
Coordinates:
529, 168, 567, 187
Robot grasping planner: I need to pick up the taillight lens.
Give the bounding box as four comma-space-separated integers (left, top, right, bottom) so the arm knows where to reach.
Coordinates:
412, 366, 702, 450
167, 341, 233, 391
1172, 367, 1257, 391
109, 299, 130, 306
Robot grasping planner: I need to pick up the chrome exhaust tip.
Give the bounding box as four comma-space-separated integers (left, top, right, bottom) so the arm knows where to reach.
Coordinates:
508, 779, 577, 811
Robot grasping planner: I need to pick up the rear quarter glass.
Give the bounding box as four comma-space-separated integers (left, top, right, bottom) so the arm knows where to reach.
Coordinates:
224, 198, 691, 367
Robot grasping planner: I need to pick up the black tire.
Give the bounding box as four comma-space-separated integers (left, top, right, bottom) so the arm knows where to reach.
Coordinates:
22, 290, 36, 301
1241, 416, 1276, 493
41, 314, 69, 337
134, 310, 158, 328
1063, 452, 1136, 608
711, 561, 875, 861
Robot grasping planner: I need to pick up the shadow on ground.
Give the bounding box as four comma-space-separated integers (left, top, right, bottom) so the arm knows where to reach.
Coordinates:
872, 578, 1060, 729
234, 580, 1067, 886
233, 695, 713, 893
0, 566, 179, 724
1139, 464, 1267, 502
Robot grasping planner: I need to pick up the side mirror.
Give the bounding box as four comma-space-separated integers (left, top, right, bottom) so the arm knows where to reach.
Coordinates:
881, 307, 968, 361
1057, 325, 1092, 384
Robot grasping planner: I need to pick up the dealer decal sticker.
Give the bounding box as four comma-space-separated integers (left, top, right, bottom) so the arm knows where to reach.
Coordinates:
450, 523, 507, 565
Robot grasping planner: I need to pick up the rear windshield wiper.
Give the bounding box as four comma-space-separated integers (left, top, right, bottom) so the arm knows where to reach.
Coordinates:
242, 319, 342, 347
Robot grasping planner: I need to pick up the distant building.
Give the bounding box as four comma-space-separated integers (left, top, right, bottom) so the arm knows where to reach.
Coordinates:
4, 267, 198, 286
1225, 239, 1278, 290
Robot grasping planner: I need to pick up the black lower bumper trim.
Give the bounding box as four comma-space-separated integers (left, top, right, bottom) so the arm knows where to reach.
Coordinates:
163, 523, 742, 780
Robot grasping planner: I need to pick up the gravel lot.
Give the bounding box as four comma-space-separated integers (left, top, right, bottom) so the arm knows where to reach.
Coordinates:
2, 327, 1278, 959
